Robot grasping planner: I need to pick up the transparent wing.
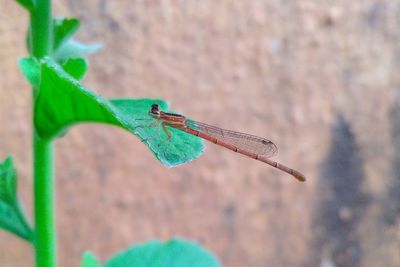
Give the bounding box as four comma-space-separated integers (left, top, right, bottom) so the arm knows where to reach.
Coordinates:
187, 120, 278, 158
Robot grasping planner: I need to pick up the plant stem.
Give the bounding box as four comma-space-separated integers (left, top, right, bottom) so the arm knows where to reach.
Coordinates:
30, 0, 52, 58
34, 138, 55, 267
30, 0, 55, 267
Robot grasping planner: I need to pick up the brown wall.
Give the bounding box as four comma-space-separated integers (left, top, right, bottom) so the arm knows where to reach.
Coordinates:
0, 0, 399, 266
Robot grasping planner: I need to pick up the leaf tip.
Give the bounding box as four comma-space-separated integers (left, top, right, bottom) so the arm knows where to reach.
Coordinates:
82, 251, 102, 267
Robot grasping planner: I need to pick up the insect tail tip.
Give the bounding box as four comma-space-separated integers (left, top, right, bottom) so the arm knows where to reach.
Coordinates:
293, 170, 306, 182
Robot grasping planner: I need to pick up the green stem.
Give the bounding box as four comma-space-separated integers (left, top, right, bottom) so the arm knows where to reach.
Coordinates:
34, 138, 55, 267
30, 0, 55, 267
30, 0, 52, 58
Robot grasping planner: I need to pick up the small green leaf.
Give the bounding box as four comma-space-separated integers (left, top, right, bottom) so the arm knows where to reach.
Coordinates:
15, 0, 34, 11
18, 57, 40, 87
53, 18, 80, 52
104, 239, 221, 267
55, 40, 102, 62
0, 157, 17, 205
26, 17, 100, 62
0, 156, 33, 242
32, 58, 203, 167
82, 251, 102, 267
62, 57, 88, 80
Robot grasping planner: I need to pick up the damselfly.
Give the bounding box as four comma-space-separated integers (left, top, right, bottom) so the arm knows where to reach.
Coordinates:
145, 104, 306, 182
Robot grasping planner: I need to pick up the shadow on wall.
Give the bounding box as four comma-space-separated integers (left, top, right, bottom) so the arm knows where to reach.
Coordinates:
309, 114, 370, 267
383, 99, 400, 226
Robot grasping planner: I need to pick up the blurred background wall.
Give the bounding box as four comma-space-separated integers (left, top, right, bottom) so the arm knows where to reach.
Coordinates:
0, 0, 399, 266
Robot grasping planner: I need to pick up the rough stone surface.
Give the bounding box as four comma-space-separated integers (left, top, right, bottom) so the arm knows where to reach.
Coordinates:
0, 0, 399, 267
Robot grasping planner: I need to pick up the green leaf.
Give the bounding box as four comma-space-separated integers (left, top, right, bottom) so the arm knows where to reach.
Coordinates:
104, 239, 221, 267
55, 40, 102, 62
19, 57, 88, 84
0, 157, 17, 205
15, 0, 34, 11
28, 58, 203, 167
110, 99, 204, 167
82, 251, 102, 267
53, 18, 80, 52
18, 57, 40, 87
62, 57, 89, 80
0, 156, 33, 242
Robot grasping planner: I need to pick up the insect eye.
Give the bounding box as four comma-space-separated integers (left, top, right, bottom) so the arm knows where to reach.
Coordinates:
150, 104, 160, 115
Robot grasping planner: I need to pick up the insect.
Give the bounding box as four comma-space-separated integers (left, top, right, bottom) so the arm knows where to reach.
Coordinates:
142, 104, 306, 182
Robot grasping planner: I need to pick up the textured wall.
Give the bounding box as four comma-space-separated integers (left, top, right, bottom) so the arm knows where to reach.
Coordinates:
0, 0, 399, 266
